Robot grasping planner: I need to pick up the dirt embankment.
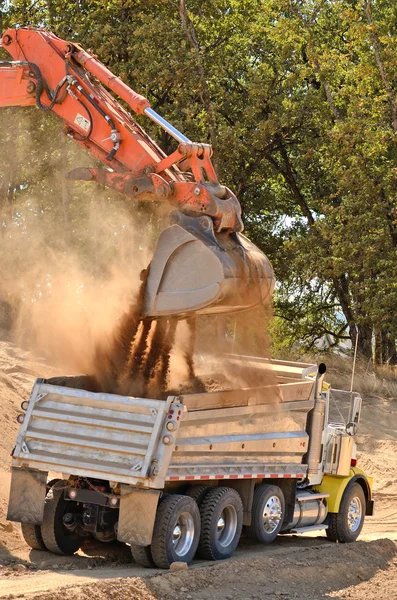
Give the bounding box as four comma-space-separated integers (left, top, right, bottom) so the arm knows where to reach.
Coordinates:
0, 335, 396, 599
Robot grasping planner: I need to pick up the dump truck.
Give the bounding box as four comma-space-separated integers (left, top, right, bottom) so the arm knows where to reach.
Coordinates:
8, 358, 374, 568
2, 27, 374, 568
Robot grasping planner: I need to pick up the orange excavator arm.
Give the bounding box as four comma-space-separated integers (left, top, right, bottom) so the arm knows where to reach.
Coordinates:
0, 27, 274, 318
0, 27, 241, 231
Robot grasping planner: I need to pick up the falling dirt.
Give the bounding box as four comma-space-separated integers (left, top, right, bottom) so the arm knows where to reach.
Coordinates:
80, 268, 278, 402
90, 277, 186, 399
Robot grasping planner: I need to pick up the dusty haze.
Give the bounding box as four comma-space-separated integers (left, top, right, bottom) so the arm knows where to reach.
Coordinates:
0, 115, 277, 399
0, 182, 154, 375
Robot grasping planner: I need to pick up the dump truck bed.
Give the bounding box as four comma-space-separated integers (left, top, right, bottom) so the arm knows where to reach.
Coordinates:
11, 358, 317, 489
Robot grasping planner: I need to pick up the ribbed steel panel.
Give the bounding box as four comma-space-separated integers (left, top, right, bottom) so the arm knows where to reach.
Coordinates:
168, 399, 313, 472
13, 382, 171, 485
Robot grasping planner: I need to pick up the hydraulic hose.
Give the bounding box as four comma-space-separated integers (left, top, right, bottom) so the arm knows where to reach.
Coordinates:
0, 60, 118, 158
65, 60, 120, 159
0, 60, 68, 112
71, 80, 120, 159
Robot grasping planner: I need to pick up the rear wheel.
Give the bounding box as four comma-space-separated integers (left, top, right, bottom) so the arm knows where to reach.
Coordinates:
21, 523, 46, 551
41, 481, 83, 555
326, 482, 365, 543
185, 485, 212, 508
130, 544, 156, 568
198, 487, 243, 561
246, 484, 285, 544
151, 495, 200, 569
20, 477, 62, 551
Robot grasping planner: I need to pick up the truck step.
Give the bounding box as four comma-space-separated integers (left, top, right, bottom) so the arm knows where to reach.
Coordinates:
296, 493, 330, 502
288, 524, 328, 534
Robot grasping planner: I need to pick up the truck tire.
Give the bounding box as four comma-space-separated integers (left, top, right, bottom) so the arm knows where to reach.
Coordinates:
41, 481, 82, 555
20, 478, 61, 551
198, 487, 243, 561
130, 491, 169, 568
21, 523, 46, 551
46, 478, 62, 490
326, 482, 366, 543
130, 544, 156, 568
185, 485, 212, 508
151, 495, 200, 569
246, 484, 285, 544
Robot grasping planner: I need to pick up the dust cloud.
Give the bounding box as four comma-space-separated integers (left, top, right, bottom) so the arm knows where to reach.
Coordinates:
0, 113, 278, 403
1, 192, 278, 401
0, 187, 153, 377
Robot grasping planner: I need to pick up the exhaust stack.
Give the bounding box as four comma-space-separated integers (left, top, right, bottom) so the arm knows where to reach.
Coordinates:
306, 363, 327, 476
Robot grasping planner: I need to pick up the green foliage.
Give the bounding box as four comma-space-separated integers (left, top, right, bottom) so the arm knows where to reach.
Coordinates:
1, 0, 397, 362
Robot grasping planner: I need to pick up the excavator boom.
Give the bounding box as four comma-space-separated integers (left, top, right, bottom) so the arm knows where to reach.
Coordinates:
0, 27, 274, 317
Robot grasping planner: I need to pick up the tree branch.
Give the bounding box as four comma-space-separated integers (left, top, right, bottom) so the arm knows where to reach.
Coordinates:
177, 0, 219, 168
363, 0, 397, 132
266, 142, 315, 225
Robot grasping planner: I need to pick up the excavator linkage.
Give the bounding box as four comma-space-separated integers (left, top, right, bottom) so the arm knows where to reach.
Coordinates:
0, 27, 275, 318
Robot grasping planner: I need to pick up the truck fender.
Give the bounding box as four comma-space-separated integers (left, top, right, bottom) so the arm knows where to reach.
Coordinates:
313, 467, 374, 515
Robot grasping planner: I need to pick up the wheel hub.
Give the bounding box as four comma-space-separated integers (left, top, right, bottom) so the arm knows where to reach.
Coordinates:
347, 496, 362, 532
172, 511, 195, 557
262, 495, 282, 534
216, 506, 237, 548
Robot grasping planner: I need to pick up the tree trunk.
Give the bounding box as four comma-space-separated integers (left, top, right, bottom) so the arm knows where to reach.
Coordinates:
177, 0, 219, 169
374, 328, 382, 364
381, 329, 397, 365
357, 325, 373, 360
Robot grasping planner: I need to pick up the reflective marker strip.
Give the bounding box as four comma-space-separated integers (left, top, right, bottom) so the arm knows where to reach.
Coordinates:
166, 473, 305, 482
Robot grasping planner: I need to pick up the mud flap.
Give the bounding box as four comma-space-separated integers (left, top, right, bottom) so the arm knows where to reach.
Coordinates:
117, 486, 160, 546
7, 467, 47, 524
366, 499, 375, 516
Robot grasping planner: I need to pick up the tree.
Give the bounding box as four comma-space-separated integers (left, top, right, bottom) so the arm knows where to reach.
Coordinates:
1, 0, 397, 363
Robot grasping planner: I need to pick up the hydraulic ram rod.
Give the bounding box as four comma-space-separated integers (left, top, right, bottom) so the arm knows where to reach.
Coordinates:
144, 107, 191, 144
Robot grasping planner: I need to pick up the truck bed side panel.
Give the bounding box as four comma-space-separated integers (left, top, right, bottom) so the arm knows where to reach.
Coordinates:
167, 399, 313, 480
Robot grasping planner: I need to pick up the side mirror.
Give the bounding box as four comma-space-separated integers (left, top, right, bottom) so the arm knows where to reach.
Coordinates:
346, 395, 362, 436
345, 422, 357, 436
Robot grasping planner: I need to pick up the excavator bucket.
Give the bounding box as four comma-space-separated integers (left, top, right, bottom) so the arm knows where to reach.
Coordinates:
142, 214, 274, 318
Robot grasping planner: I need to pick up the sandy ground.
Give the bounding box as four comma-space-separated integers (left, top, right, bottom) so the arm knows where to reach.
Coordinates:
0, 333, 396, 600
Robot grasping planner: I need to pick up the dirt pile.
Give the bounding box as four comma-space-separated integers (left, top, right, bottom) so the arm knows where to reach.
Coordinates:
1, 539, 396, 600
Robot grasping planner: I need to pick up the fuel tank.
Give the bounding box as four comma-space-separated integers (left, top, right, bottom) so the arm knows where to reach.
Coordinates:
141, 212, 274, 318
